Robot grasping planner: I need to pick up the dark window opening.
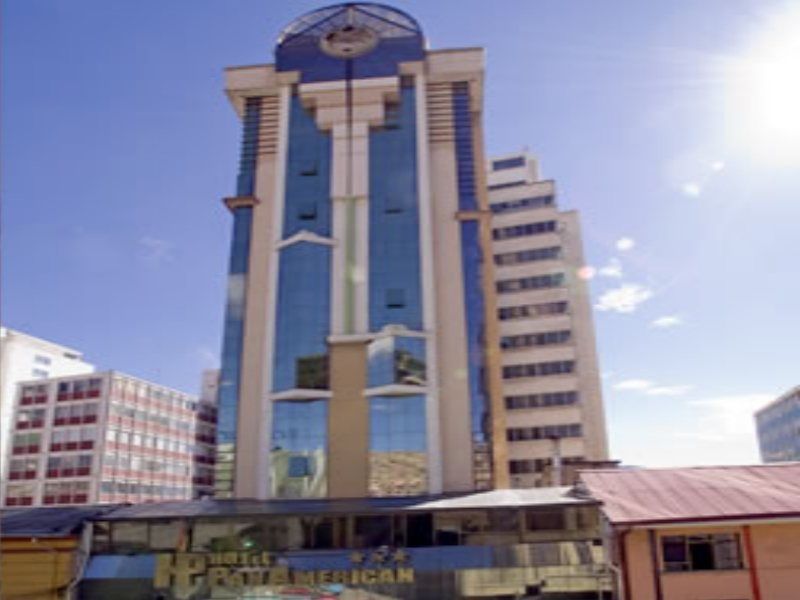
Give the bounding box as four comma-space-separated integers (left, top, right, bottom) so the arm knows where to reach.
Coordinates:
354, 515, 392, 548
492, 156, 525, 170
297, 201, 317, 220
406, 513, 434, 547
386, 288, 406, 308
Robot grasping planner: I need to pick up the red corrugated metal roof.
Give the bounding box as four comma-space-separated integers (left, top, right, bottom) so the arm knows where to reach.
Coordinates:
580, 463, 800, 525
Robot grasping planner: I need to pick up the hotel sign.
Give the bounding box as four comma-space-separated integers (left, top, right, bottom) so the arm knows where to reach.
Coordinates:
155, 550, 415, 599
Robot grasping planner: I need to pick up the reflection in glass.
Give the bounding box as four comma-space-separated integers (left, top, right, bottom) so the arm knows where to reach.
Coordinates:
369, 86, 423, 332
272, 243, 331, 391
451, 80, 492, 491
283, 97, 331, 238
215, 208, 253, 497
271, 399, 328, 498
367, 336, 426, 388
369, 395, 427, 496
296, 354, 329, 389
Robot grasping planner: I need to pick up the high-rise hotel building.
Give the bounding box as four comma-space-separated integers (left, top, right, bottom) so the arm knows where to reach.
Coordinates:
216, 3, 607, 499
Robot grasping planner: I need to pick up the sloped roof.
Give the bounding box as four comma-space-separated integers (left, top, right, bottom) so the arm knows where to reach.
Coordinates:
410, 486, 593, 511
580, 463, 800, 526
94, 487, 591, 521
1, 505, 122, 538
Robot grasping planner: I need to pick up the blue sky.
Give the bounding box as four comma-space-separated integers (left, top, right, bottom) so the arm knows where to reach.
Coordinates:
3, 1, 799, 468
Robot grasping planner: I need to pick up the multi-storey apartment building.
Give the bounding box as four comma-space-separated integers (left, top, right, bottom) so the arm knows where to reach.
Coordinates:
214, 3, 608, 499
0, 327, 94, 476
1, 371, 216, 507
756, 386, 800, 462
488, 154, 608, 487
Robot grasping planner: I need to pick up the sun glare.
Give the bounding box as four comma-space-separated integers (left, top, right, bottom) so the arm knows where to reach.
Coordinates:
725, 5, 800, 165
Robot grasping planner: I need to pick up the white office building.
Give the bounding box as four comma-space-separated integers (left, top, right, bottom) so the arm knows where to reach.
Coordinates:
488, 154, 609, 487
0, 327, 94, 476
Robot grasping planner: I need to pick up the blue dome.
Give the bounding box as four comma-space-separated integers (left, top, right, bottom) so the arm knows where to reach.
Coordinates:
275, 3, 425, 83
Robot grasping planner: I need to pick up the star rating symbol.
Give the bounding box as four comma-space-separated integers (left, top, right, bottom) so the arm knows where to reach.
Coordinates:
370, 550, 388, 564
349, 551, 365, 565
391, 549, 409, 564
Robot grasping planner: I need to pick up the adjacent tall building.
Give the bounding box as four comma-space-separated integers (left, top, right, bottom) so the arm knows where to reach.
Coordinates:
756, 386, 800, 462
488, 154, 608, 487
0, 327, 95, 477
215, 3, 607, 499
1, 371, 216, 507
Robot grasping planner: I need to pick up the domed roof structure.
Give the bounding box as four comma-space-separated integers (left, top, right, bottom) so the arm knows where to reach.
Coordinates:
275, 3, 425, 83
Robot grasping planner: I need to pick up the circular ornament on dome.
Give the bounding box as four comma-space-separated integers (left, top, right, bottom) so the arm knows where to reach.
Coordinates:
319, 24, 379, 58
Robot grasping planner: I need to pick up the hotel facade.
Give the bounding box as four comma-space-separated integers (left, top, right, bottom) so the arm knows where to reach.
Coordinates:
215, 3, 608, 500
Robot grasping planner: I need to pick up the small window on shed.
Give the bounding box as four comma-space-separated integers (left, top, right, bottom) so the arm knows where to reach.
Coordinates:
526, 508, 567, 531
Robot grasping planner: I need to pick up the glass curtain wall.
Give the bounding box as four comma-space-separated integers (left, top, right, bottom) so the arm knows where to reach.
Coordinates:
368, 395, 427, 496
368, 84, 422, 332
452, 81, 490, 489
215, 97, 260, 497
272, 95, 332, 392
270, 399, 328, 498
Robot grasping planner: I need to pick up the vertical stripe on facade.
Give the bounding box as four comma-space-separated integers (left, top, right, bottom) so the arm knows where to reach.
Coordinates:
272, 96, 332, 393
215, 97, 261, 496
368, 85, 423, 332
452, 82, 491, 487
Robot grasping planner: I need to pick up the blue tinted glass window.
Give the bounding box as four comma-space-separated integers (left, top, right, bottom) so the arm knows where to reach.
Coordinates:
369, 86, 422, 331
452, 83, 490, 483
368, 395, 427, 496
215, 205, 253, 496
492, 157, 525, 170
271, 399, 328, 498
283, 96, 331, 238
452, 84, 478, 212
460, 221, 487, 445
490, 195, 554, 215
272, 243, 331, 391
236, 98, 261, 196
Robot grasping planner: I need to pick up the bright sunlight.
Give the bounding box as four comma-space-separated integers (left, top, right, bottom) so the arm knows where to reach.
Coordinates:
724, 4, 800, 166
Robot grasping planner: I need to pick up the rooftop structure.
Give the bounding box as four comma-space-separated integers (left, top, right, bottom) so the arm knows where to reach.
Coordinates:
581, 463, 800, 526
